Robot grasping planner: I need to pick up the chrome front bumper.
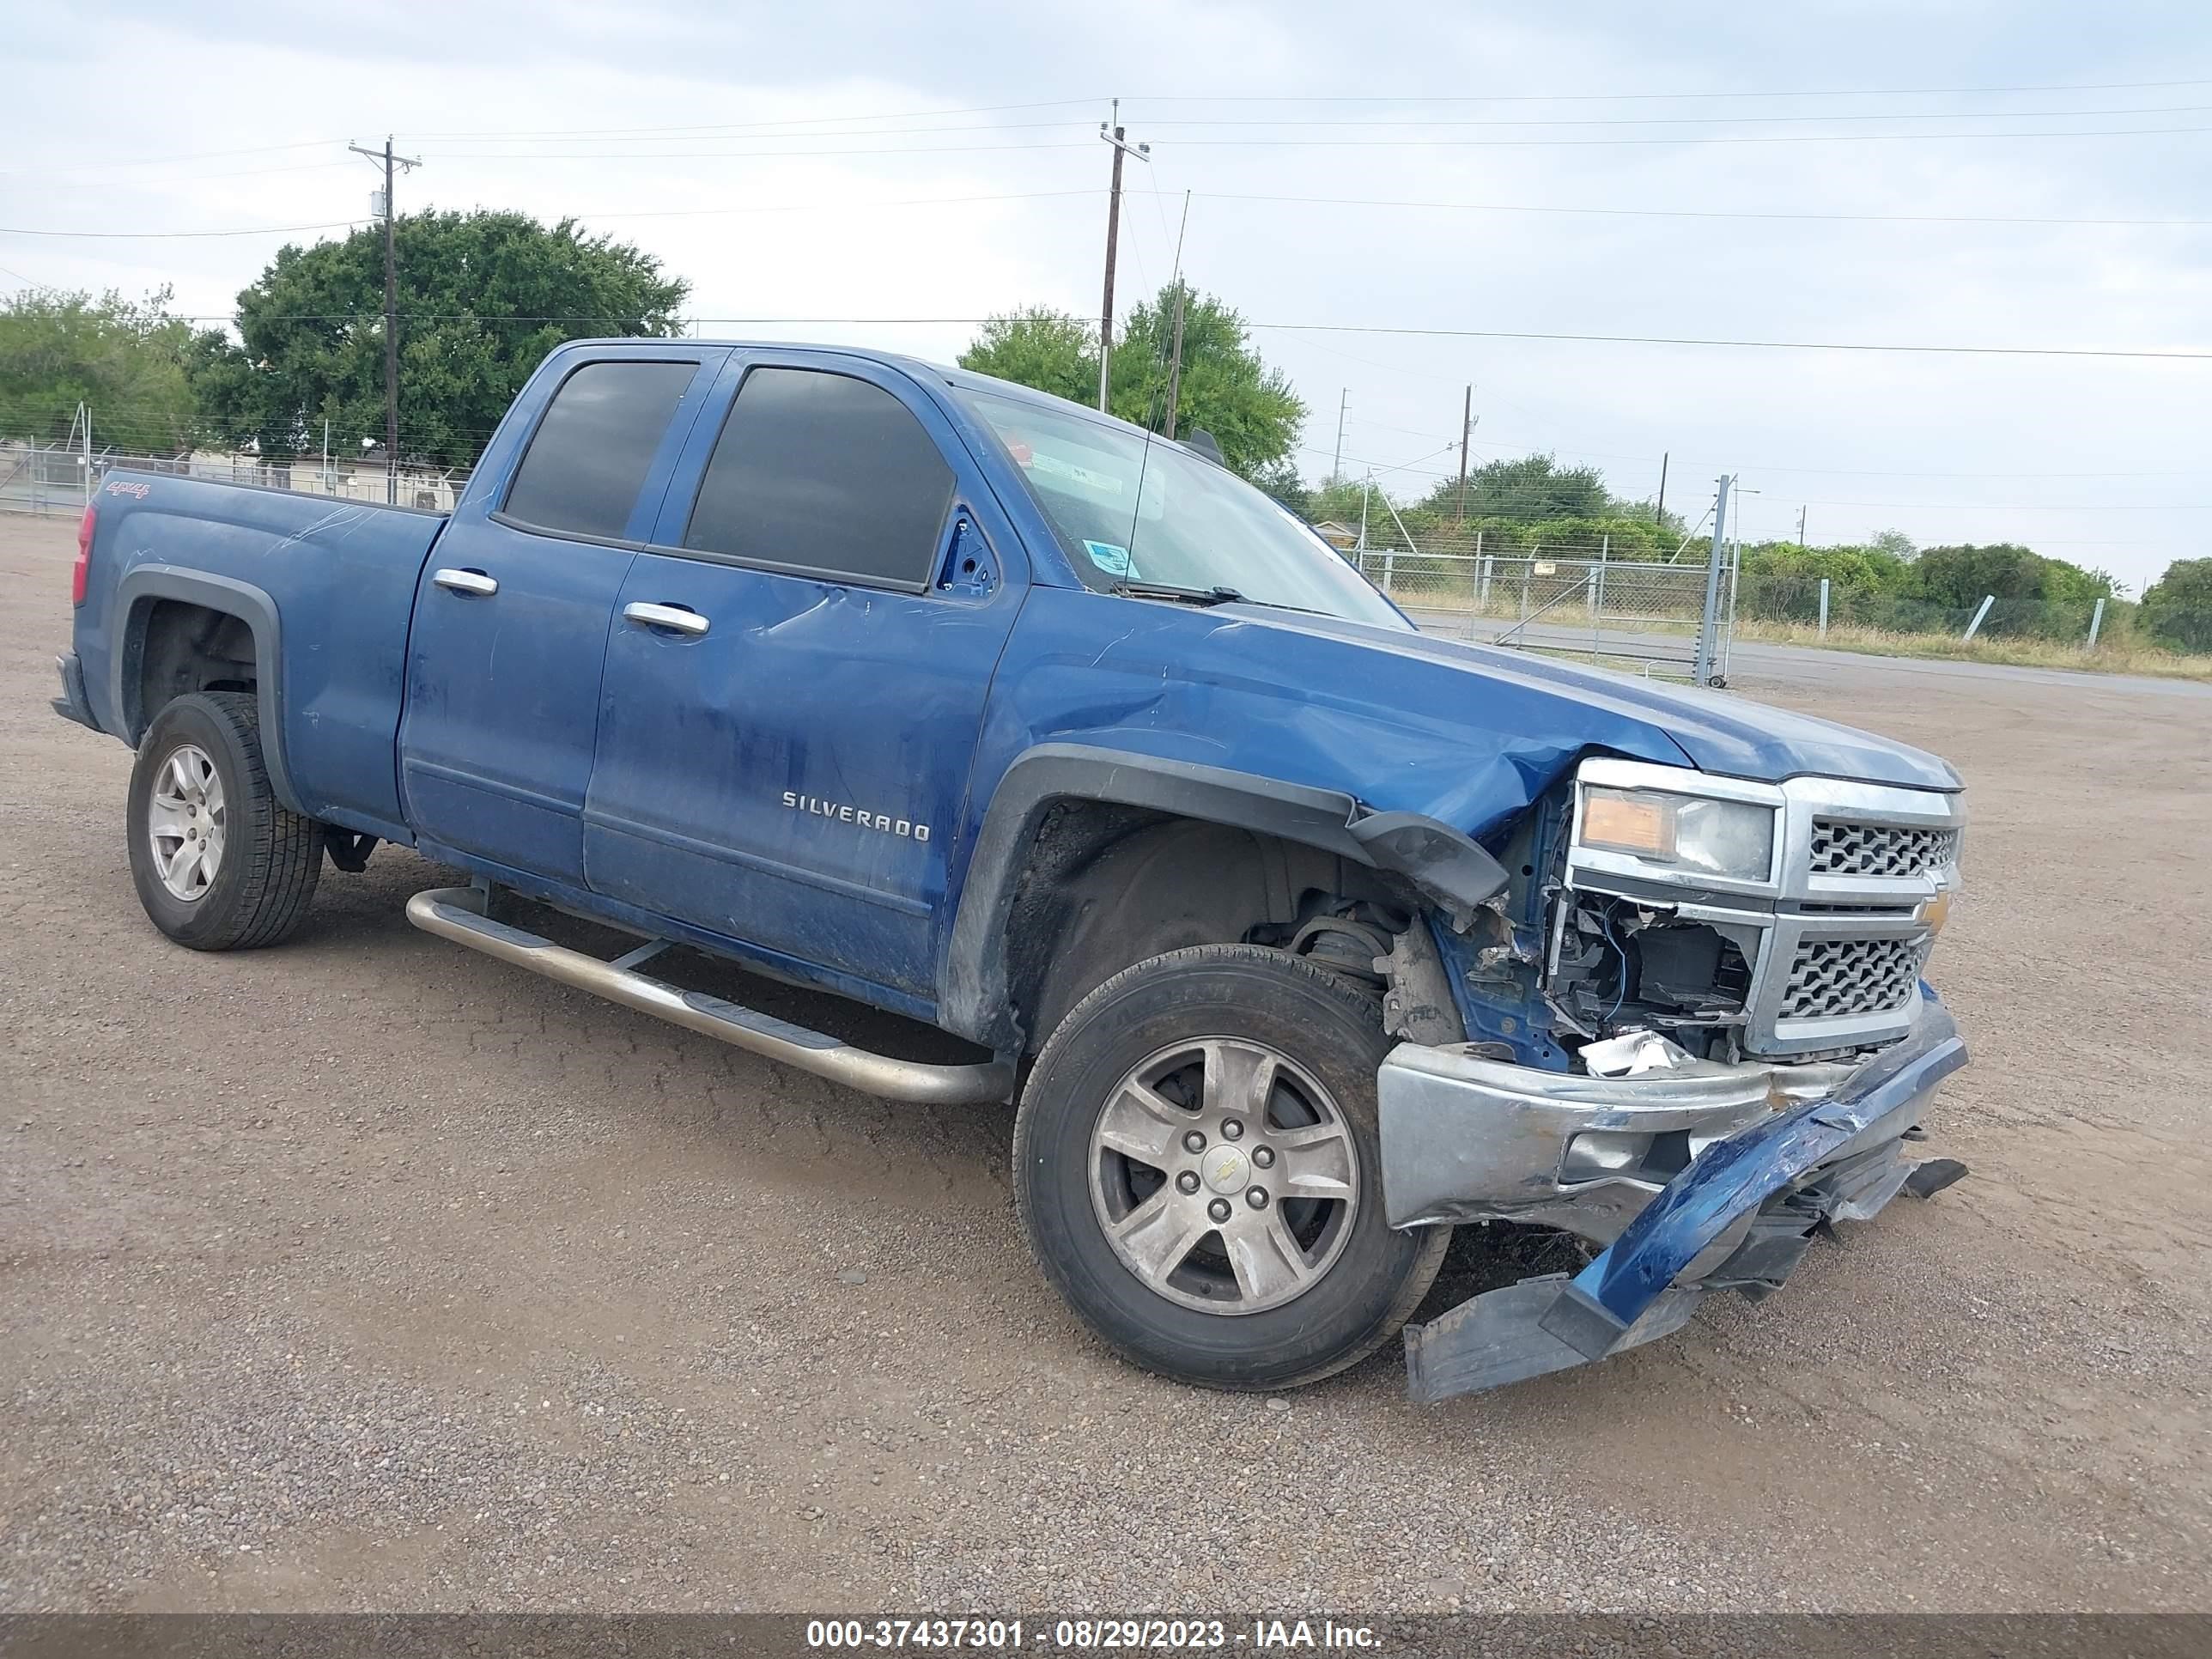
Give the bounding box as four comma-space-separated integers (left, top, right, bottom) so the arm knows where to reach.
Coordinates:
1377, 988, 1968, 1401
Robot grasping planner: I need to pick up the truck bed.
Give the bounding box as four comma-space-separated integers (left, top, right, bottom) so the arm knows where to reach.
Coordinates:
71, 474, 448, 840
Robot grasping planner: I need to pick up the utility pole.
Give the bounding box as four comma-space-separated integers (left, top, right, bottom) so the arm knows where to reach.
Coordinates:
1695, 475, 1731, 686
1331, 389, 1348, 481
1162, 190, 1192, 440
1797, 504, 1808, 548
1163, 288, 1188, 440
1455, 384, 1474, 524
1655, 451, 1669, 526
1096, 102, 1150, 414
350, 136, 421, 505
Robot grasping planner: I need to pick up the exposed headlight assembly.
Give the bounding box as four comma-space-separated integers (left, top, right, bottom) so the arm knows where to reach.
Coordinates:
1579, 786, 1778, 884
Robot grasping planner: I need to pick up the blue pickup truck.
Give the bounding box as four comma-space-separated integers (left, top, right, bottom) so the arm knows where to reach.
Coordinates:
55, 339, 1969, 1401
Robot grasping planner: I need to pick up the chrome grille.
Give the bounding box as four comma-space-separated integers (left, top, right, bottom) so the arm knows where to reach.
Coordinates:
1781, 936, 1929, 1021
1808, 818, 1960, 879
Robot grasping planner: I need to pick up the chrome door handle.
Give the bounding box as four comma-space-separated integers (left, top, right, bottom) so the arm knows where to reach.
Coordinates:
433, 568, 498, 597
623, 602, 709, 637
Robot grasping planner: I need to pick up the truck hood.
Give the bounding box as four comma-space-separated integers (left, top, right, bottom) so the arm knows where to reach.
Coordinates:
1258, 606, 1961, 792
986, 589, 1961, 867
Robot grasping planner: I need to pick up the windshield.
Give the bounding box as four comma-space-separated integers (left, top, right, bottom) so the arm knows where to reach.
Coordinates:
959, 389, 1409, 629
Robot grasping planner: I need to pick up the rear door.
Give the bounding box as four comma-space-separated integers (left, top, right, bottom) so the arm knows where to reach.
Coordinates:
398, 347, 724, 884
580, 351, 1025, 1001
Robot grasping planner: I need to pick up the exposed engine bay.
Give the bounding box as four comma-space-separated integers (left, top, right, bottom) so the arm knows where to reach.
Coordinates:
1544, 893, 1758, 1062
1371, 756, 1963, 1078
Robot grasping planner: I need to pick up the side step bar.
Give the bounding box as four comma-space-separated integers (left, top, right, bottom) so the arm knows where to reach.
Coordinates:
405, 886, 1014, 1105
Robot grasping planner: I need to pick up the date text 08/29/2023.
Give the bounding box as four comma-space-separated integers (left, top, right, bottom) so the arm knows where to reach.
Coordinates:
802, 1618, 1382, 1650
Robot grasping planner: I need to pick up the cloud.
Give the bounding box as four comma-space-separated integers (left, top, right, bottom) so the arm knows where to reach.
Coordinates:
6, 0, 2209, 585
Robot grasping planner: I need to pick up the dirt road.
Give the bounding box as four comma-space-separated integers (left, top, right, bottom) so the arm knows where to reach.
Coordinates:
2, 513, 2204, 1612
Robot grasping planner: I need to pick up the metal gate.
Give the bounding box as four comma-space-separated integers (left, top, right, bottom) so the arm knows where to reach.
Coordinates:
1352, 541, 1739, 684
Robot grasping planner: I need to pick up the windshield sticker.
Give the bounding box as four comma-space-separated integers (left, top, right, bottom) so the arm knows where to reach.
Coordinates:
1083, 540, 1136, 579
1032, 452, 1124, 497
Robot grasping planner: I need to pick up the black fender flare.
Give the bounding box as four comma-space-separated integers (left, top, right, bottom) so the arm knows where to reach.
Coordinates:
112, 564, 307, 817
938, 743, 1506, 1049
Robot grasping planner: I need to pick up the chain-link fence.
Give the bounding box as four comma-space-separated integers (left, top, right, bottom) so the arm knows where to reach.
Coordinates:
1734, 570, 2116, 647
1350, 538, 1736, 681
0, 438, 471, 518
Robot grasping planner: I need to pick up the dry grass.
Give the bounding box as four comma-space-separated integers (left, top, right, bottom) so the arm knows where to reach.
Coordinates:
1732, 619, 2212, 681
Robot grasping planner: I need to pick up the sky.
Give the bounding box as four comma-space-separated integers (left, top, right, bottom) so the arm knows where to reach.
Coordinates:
5, 1, 2210, 592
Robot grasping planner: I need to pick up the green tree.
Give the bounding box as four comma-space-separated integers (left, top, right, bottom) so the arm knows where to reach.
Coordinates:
1106, 281, 1304, 477
1422, 453, 1613, 525
0, 286, 204, 452
2137, 557, 2212, 653
957, 307, 1094, 404
957, 282, 1306, 480
1911, 543, 2102, 607
1907, 543, 2115, 639
191, 210, 687, 470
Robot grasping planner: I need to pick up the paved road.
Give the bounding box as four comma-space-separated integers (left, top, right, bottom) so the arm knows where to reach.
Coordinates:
3, 515, 2208, 1613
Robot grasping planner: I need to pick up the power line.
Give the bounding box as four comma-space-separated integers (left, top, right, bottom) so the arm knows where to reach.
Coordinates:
0, 100, 1112, 174
1771, 496, 2212, 511
16, 77, 2211, 172
0, 187, 1112, 240
1248, 320, 2212, 362
410, 101, 2212, 144
0, 138, 349, 178
1121, 78, 2212, 103
0, 219, 362, 240
1151, 123, 2212, 149
1120, 101, 2212, 129
394, 122, 2212, 162
32, 307, 2208, 364
416, 141, 1097, 161
580, 189, 1103, 222
403, 98, 1105, 141
23, 173, 2212, 240
1164, 187, 2212, 231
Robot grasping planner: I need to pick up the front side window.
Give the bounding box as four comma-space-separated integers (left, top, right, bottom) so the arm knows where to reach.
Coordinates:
502, 359, 699, 540
957, 389, 1408, 629
684, 367, 955, 587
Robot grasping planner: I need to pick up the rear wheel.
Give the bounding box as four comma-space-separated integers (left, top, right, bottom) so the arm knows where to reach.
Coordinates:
1013, 944, 1449, 1390
127, 692, 323, 951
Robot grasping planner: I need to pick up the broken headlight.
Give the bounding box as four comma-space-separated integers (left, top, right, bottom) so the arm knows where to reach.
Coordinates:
1577, 785, 1777, 884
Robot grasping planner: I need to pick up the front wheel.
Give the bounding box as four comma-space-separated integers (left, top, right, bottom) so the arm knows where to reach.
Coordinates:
1012, 944, 1449, 1391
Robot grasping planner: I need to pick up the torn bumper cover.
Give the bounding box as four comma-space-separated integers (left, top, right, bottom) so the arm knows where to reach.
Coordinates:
1378, 988, 1967, 1402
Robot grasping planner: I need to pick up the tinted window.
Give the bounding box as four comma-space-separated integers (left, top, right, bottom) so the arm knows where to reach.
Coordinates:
684, 367, 954, 586
503, 360, 698, 540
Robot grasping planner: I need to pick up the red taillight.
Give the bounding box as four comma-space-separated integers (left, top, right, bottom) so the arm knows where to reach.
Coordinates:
71, 504, 94, 605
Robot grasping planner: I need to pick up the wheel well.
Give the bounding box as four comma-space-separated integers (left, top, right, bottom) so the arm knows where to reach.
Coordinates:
1001, 801, 1413, 1053
128, 600, 258, 740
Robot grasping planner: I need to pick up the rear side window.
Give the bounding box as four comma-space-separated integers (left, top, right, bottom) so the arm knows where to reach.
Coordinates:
502, 360, 698, 540
684, 367, 954, 586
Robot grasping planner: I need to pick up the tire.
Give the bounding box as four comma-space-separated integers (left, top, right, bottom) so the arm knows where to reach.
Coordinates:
126, 691, 323, 951
1013, 943, 1449, 1391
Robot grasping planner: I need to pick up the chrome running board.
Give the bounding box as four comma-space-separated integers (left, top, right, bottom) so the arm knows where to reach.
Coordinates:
405, 886, 1013, 1105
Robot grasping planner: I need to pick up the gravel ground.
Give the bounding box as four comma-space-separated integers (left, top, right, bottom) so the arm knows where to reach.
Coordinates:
1, 513, 2205, 1613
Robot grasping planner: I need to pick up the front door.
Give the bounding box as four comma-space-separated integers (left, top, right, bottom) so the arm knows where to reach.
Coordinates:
398, 349, 721, 884
580, 353, 1024, 1000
